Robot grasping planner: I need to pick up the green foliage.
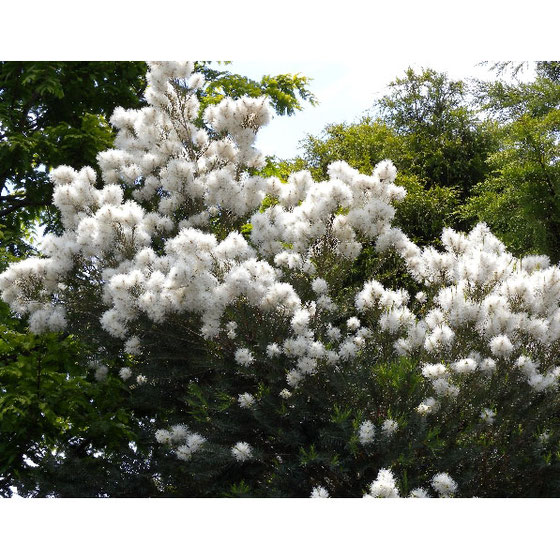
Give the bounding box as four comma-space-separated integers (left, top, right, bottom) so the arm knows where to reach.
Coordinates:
394, 177, 461, 247
463, 71, 560, 261
0, 325, 138, 496
0, 61, 148, 250
259, 155, 306, 182
199, 65, 317, 116
298, 118, 408, 181
375, 67, 498, 197
140, 336, 560, 497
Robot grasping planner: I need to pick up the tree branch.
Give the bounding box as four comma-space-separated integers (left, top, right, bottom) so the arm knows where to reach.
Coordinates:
0, 197, 46, 219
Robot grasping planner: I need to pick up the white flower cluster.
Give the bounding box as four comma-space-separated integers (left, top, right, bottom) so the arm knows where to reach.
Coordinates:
358, 420, 375, 445
431, 472, 458, 497
480, 408, 496, 425
416, 397, 439, 416
155, 424, 206, 461
235, 348, 255, 367
250, 159, 404, 261
364, 468, 400, 498
368, 221, 560, 412
357, 418, 397, 445
364, 469, 458, 498
409, 487, 430, 498
310, 486, 330, 498
231, 441, 253, 462
238, 392, 255, 409
381, 419, 398, 437
383, 224, 560, 374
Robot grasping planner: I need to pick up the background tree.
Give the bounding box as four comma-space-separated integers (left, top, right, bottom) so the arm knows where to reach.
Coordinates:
375, 67, 497, 198
0, 62, 147, 497
288, 68, 498, 250
463, 62, 560, 261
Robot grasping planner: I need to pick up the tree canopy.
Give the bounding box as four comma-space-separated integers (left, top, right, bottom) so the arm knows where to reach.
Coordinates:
463, 63, 560, 260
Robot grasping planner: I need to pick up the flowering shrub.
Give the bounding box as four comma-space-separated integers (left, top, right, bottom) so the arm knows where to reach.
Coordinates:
2, 62, 560, 497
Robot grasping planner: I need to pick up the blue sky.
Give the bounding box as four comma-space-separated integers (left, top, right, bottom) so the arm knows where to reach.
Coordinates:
222, 61, 534, 160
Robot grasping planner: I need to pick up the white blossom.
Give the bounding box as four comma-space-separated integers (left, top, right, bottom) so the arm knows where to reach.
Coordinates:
409, 488, 430, 498
124, 336, 142, 356
489, 335, 514, 358
358, 420, 375, 445
365, 468, 400, 498
155, 429, 172, 445
232, 442, 253, 462
431, 473, 458, 497
480, 408, 496, 425
226, 321, 237, 340
235, 348, 255, 367
311, 278, 328, 295
381, 419, 398, 437
238, 393, 256, 409
94, 365, 108, 382
346, 316, 361, 331
415, 291, 427, 304
539, 431, 551, 444
310, 486, 330, 498
266, 343, 282, 358
416, 397, 439, 416
170, 424, 189, 441
176, 433, 206, 461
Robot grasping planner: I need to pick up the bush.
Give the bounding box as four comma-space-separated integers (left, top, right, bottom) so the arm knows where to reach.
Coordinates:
2, 62, 560, 497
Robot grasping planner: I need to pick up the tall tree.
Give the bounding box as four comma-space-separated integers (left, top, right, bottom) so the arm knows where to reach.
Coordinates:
290, 68, 497, 251
463, 62, 560, 261
375, 67, 497, 198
